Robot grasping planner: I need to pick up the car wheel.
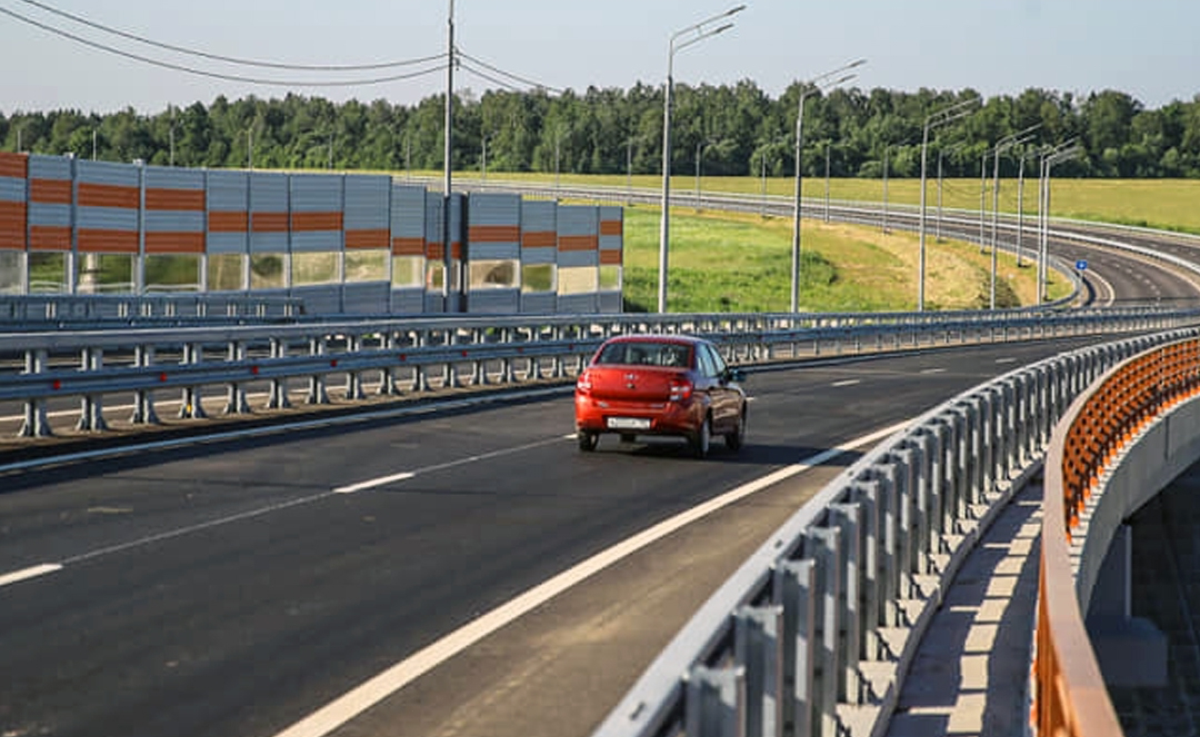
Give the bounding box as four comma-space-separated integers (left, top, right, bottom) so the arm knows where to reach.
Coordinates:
578, 431, 599, 452
725, 408, 747, 452
690, 415, 711, 459
620, 433, 637, 444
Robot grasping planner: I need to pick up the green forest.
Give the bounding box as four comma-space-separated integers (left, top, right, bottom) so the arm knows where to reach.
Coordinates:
3, 82, 1200, 179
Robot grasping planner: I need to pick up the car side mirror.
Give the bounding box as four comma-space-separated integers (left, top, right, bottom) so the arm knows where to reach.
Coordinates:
727, 368, 746, 383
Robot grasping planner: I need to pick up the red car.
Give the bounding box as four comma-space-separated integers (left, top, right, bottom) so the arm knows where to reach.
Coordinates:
574, 335, 747, 457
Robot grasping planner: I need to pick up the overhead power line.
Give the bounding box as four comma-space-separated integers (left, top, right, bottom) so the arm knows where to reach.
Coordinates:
0, 3, 448, 86
14, 0, 445, 71
457, 49, 563, 94
458, 62, 524, 94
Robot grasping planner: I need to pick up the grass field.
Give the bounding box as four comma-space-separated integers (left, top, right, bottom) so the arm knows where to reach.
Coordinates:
618, 205, 1070, 313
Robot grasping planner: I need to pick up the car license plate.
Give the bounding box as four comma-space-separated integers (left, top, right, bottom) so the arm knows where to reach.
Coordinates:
607, 417, 650, 430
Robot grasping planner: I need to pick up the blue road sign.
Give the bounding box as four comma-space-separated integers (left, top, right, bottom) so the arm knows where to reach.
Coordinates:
1076, 259, 1088, 271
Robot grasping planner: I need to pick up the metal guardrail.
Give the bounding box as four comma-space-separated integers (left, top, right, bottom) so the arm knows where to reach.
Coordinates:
6, 306, 1194, 438
590, 326, 1200, 737
0, 293, 304, 327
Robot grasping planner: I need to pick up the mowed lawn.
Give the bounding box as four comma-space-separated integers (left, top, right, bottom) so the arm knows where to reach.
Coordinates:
618, 205, 1069, 314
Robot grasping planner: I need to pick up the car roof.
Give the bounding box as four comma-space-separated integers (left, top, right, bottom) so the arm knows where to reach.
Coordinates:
602, 334, 706, 346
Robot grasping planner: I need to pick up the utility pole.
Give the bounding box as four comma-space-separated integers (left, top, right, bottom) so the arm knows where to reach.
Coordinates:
443, 0, 455, 312
824, 141, 831, 222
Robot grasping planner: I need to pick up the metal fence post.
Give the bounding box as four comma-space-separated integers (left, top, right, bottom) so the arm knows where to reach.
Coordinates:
129, 345, 160, 425
828, 503, 864, 704
773, 560, 816, 737
685, 666, 746, 737
806, 527, 841, 737
179, 343, 207, 419
736, 605, 784, 737
267, 338, 292, 410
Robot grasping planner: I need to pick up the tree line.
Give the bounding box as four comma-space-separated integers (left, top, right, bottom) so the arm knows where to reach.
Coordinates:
3, 82, 1199, 179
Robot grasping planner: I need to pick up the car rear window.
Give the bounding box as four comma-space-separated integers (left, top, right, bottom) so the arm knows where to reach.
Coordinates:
595, 342, 692, 368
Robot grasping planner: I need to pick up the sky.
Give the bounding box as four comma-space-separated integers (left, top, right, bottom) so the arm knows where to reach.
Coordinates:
0, 0, 1196, 115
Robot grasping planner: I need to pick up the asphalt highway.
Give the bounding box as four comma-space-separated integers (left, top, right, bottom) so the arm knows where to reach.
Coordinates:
0, 336, 1154, 737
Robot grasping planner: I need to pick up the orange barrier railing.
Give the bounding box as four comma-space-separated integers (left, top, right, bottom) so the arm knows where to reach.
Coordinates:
1036, 339, 1200, 737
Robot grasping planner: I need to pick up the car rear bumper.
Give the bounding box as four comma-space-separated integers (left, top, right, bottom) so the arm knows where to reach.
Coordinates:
574, 395, 701, 437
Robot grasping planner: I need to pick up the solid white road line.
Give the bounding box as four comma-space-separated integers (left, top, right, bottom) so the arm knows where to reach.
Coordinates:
995, 358, 1017, 365
0, 563, 63, 588
334, 473, 416, 494
269, 419, 911, 737
832, 379, 861, 387
920, 367, 947, 375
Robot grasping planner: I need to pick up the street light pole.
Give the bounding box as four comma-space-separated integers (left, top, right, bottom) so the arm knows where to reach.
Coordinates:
824, 141, 831, 222
658, 5, 745, 314
918, 97, 977, 310
1037, 141, 1080, 303
790, 59, 863, 313
989, 124, 1041, 308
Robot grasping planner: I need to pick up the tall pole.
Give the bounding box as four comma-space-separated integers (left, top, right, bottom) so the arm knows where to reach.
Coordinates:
92, 129, 97, 161
247, 129, 253, 170
760, 148, 767, 216
824, 141, 831, 223
658, 5, 745, 314
481, 134, 489, 182
443, 0, 455, 311
790, 90, 806, 312
918, 97, 977, 310
882, 145, 889, 234
790, 60, 864, 313
627, 138, 634, 203
1017, 154, 1026, 267
990, 145, 1002, 308
169, 106, 175, 166
978, 150, 987, 252
328, 131, 334, 170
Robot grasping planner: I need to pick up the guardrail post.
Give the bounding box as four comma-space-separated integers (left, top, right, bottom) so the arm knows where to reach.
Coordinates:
380, 332, 401, 396
805, 527, 841, 737
735, 605, 784, 737
828, 503, 864, 704
848, 482, 881, 662
346, 336, 365, 401
685, 666, 746, 737
224, 341, 251, 415
76, 347, 108, 432
129, 345, 160, 425
773, 560, 816, 737
307, 337, 330, 405
267, 338, 292, 410
179, 343, 207, 420
18, 349, 52, 437
413, 331, 429, 392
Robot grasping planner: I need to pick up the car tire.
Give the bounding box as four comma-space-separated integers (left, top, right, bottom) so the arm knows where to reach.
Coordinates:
690, 415, 711, 459
620, 433, 637, 444
578, 431, 599, 452
725, 409, 746, 452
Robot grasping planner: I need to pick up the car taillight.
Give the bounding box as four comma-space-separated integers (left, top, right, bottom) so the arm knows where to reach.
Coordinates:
669, 377, 693, 402
576, 371, 592, 395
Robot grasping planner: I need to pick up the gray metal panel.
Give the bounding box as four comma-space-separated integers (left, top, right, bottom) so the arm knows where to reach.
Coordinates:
250, 232, 288, 253
469, 243, 519, 261
344, 175, 390, 231
424, 195, 443, 245
391, 288, 424, 315
76, 159, 140, 187
423, 293, 445, 313
467, 289, 519, 315
76, 206, 138, 231
558, 249, 598, 268
599, 292, 623, 313
521, 247, 556, 266
143, 166, 204, 191
28, 204, 71, 226
290, 231, 341, 253
289, 173, 343, 213
206, 232, 247, 254
27, 154, 72, 180
521, 199, 555, 233
291, 285, 341, 315
249, 172, 289, 212
391, 184, 426, 239
557, 204, 598, 237
468, 192, 520, 226
342, 282, 390, 315
0, 178, 26, 202
520, 292, 556, 314
145, 211, 204, 232
557, 294, 598, 314
206, 170, 249, 211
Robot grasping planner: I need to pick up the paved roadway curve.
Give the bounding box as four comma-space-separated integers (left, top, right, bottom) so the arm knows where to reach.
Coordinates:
3, 208, 1200, 737
0, 336, 1182, 737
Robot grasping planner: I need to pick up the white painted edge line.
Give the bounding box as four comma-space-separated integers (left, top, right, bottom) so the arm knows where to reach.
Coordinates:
832, 379, 862, 387
270, 419, 911, 737
995, 358, 1018, 365
0, 563, 63, 588
920, 367, 948, 375
334, 473, 416, 494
